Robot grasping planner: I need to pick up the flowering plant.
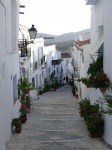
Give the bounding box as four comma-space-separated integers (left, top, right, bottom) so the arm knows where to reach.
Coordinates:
93, 70, 110, 89
20, 104, 27, 116
86, 112, 104, 136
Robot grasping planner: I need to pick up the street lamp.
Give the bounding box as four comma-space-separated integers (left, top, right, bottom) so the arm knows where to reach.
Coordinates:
18, 25, 37, 48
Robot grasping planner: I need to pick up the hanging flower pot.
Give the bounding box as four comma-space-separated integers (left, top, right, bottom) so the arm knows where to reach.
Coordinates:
85, 83, 91, 88
99, 87, 106, 93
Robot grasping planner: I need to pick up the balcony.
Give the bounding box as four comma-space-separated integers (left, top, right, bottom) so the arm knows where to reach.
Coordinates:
85, 0, 98, 5
52, 59, 62, 65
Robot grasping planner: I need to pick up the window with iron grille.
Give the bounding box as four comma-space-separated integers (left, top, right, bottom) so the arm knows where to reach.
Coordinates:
41, 58, 43, 65
35, 61, 37, 70
32, 77, 35, 87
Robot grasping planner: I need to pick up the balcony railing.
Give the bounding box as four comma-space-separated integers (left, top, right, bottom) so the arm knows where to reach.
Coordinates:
52, 59, 62, 65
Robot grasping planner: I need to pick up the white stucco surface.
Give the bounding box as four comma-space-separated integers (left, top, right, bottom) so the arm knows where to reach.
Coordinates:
103, 0, 112, 145
0, 0, 20, 150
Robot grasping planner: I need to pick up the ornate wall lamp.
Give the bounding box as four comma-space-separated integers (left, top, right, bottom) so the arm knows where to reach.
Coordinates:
18, 25, 37, 48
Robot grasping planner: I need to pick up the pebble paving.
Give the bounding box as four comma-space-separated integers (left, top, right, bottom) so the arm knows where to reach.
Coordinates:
7, 85, 112, 150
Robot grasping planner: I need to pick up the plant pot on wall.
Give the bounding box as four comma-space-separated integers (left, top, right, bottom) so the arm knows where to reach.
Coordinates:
99, 88, 106, 93
85, 83, 91, 88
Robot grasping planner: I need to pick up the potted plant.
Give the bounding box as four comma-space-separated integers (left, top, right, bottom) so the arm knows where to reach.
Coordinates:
26, 100, 31, 113
80, 77, 91, 88
86, 112, 104, 138
12, 118, 22, 133
78, 98, 91, 118
93, 70, 110, 92
38, 88, 44, 94
72, 85, 77, 96
20, 104, 27, 123
25, 96, 31, 112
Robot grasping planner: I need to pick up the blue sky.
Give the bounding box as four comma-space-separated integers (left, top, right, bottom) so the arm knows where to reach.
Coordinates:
19, 0, 91, 35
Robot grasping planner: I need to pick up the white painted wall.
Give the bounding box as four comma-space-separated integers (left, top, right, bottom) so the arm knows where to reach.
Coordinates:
61, 57, 72, 83
0, 0, 20, 150
86, 0, 112, 145
103, 0, 112, 145
29, 38, 45, 97
85, 0, 104, 105
45, 45, 54, 78
73, 33, 91, 100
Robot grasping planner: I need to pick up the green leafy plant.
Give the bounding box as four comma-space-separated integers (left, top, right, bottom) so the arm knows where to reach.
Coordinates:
72, 85, 77, 95
93, 70, 110, 89
20, 104, 27, 116
18, 77, 38, 99
87, 56, 103, 77
79, 98, 104, 137
81, 56, 103, 88
86, 112, 104, 136
102, 83, 112, 115
79, 98, 91, 118
12, 118, 21, 128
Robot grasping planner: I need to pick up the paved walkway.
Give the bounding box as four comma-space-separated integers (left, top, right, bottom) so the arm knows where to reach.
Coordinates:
7, 85, 111, 150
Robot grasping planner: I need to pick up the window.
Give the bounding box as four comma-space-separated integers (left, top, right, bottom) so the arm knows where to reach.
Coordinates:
97, 43, 103, 58
32, 77, 35, 87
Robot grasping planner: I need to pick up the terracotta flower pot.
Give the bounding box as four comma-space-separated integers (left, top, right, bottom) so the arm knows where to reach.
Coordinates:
27, 108, 31, 113
85, 84, 91, 88
20, 116, 27, 123
80, 114, 84, 118
15, 126, 22, 133
99, 88, 106, 93
90, 134, 101, 138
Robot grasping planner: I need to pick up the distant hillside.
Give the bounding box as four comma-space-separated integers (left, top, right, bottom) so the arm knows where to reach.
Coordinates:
55, 40, 74, 52
37, 29, 90, 51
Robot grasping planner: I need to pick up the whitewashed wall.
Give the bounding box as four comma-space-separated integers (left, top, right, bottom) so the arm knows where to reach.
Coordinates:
86, 0, 112, 145
85, 0, 104, 104
90, 0, 103, 49
0, 0, 20, 150
103, 0, 112, 145
80, 44, 91, 100
29, 38, 45, 98
61, 57, 72, 83
44, 45, 56, 81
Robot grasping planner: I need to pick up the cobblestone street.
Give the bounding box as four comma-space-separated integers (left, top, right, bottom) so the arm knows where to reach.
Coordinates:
7, 85, 111, 150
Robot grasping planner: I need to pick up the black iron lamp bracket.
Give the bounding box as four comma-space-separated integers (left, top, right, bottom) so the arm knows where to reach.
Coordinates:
18, 39, 34, 48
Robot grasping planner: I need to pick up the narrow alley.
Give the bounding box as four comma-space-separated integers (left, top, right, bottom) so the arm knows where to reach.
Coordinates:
7, 85, 111, 150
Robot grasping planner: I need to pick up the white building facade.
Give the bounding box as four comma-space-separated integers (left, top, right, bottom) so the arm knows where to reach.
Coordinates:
86, 0, 112, 145
61, 52, 73, 83
0, 0, 20, 149
73, 32, 91, 100
44, 45, 62, 84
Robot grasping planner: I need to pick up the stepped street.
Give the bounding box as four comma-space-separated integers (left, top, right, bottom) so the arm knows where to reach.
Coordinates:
7, 85, 111, 150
